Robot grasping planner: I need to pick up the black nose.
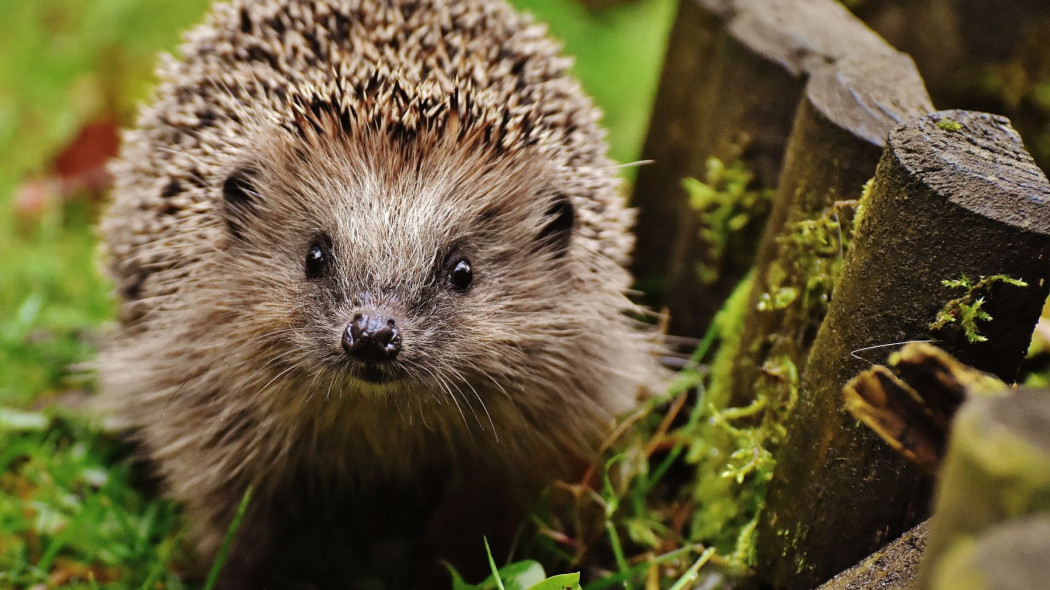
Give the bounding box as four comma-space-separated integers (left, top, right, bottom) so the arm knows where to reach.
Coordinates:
342, 313, 401, 362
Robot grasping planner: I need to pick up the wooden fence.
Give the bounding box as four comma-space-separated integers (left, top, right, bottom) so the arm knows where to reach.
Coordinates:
628, 0, 1050, 588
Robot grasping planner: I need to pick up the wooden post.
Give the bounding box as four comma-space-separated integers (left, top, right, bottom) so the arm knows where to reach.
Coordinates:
816, 521, 928, 590
848, 0, 1050, 173
916, 389, 1050, 590
630, 0, 895, 335
754, 110, 1050, 589
922, 516, 1050, 590
726, 52, 932, 409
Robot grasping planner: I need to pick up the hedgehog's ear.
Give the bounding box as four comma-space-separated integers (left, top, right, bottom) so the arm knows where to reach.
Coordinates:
222, 166, 260, 239
536, 194, 575, 256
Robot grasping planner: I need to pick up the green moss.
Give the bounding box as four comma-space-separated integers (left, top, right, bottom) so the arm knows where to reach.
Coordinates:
774, 201, 855, 319
705, 272, 756, 409
683, 158, 775, 284
853, 177, 873, 231
756, 196, 858, 340
683, 193, 859, 570
679, 273, 799, 564
930, 274, 1029, 343
673, 186, 858, 569
738, 198, 857, 425
527, 189, 846, 579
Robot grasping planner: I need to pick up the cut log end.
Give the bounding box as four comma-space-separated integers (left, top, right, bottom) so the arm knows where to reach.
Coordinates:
892, 110, 1050, 233
806, 52, 933, 147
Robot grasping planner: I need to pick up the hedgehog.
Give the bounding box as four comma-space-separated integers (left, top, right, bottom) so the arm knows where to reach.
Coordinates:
99, 0, 664, 586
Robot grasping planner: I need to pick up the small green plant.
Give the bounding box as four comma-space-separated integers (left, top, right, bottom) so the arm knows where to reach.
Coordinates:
936, 119, 962, 131
930, 274, 1029, 343
448, 539, 582, 590
684, 158, 775, 284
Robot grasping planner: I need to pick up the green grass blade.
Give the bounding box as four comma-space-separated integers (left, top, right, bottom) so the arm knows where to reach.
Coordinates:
483, 536, 507, 590
203, 485, 253, 590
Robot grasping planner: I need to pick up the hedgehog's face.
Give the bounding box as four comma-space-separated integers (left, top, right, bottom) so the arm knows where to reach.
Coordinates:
216, 128, 590, 407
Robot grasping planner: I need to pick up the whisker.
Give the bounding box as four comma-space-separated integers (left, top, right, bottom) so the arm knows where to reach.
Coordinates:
849, 340, 935, 363
610, 159, 654, 170
451, 367, 498, 442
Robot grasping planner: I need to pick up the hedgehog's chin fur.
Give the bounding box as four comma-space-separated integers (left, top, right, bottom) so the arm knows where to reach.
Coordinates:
340, 360, 399, 385
347, 370, 405, 392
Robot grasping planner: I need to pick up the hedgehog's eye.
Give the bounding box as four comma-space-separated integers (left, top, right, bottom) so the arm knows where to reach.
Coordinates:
447, 257, 473, 292
305, 241, 328, 279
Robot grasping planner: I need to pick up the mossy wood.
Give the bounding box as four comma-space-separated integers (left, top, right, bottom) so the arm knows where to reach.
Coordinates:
630, 0, 894, 336
726, 52, 932, 410
921, 516, 1050, 590
755, 110, 1050, 590
916, 389, 1050, 590
816, 520, 928, 590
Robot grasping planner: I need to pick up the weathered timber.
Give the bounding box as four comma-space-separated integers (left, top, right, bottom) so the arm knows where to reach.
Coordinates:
848, 0, 1050, 174
816, 521, 928, 590
843, 343, 1007, 475
754, 110, 1050, 590
916, 389, 1050, 590
630, 0, 895, 336
726, 52, 931, 410
922, 515, 1050, 590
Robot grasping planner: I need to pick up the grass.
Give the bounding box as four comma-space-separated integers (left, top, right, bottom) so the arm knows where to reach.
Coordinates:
0, 412, 188, 589
1, 3, 212, 582
0, 0, 676, 588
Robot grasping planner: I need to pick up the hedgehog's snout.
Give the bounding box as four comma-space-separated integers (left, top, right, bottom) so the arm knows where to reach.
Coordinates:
342, 312, 402, 363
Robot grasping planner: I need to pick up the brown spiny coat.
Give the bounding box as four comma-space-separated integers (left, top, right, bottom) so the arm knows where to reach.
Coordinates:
100, 0, 663, 585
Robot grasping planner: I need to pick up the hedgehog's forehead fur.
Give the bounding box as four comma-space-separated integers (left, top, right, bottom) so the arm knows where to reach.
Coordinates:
198, 0, 609, 168
239, 95, 568, 269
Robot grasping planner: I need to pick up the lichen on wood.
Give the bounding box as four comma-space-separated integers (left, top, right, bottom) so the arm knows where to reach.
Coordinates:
754, 110, 1050, 590
916, 388, 1050, 590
